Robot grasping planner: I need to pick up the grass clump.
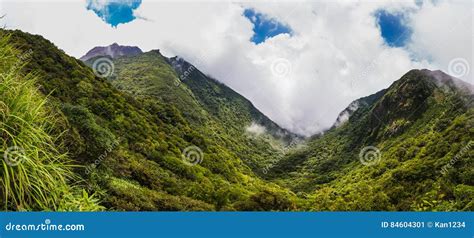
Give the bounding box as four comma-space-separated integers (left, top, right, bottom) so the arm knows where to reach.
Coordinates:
0, 34, 102, 211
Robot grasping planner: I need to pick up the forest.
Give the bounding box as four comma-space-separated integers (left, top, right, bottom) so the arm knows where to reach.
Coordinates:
0, 29, 472, 211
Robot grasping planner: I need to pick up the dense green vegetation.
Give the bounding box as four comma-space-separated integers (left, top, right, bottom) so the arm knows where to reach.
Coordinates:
0, 34, 103, 211
0, 29, 472, 211
269, 70, 474, 211
2, 30, 300, 211
109, 53, 299, 175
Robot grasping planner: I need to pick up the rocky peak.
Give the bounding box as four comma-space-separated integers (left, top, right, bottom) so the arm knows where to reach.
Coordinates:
80, 43, 143, 61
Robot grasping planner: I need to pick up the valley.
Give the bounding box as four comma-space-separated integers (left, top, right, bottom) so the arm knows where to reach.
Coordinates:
0, 29, 472, 211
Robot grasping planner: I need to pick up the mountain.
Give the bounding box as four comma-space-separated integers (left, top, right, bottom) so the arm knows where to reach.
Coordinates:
83, 47, 297, 141
83, 47, 300, 175
268, 69, 473, 211
2, 29, 299, 211
165, 56, 298, 142
332, 89, 387, 128
1, 29, 472, 212
80, 43, 142, 61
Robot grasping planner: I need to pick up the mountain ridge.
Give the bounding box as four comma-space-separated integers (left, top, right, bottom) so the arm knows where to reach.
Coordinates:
80, 43, 143, 61
332, 69, 472, 130
165, 56, 300, 142
2, 30, 472, 211
268, 68, 473, 210
81, 44, 300, 141
80, 44, 474, 139
4, 29, 301, 211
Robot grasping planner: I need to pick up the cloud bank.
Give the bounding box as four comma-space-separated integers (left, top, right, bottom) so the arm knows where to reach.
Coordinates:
1, 0, 472, 136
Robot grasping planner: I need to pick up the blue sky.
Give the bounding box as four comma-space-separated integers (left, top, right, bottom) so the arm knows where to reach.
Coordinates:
376, 10, 412, 47
242, 7, 411, 47
85, 2, 410, 48
5, 1, 467, 135
86, 0, 142, 27
243, 9, 293, 44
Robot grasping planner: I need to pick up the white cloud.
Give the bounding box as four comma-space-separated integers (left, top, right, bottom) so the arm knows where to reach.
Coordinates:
0, 0, 471, 136
246, 122, 267, 136
407, 0, 473, 84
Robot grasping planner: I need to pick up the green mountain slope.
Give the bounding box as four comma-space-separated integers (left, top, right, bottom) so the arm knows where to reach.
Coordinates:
2, 29, 472, 212
0, 33, 103, 211
2, 30, 298, 211
269, 69, 473, 211
102, 49, 300, 175
167, 57, 296, 141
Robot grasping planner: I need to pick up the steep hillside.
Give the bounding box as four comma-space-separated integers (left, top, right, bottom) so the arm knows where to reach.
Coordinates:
2, 29, 472, 212
3, 30, 298, 211
97, 48, 300, 175
0, 33, 103, 211
166, 56, 297, 142
269, 69, 473, 211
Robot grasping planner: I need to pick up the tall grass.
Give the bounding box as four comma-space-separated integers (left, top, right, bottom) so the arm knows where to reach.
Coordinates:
0, 33, 103, 211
